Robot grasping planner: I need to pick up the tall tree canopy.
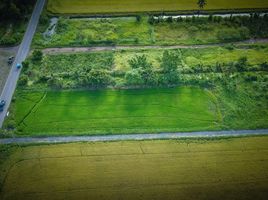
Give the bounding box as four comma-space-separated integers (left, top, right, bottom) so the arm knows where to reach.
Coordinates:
0, 0, 36, 21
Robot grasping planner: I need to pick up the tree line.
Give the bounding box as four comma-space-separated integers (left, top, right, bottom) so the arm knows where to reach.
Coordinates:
0, 0, 36, 21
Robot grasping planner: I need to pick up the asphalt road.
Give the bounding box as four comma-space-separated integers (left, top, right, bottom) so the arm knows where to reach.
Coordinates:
0, 0, 45, 127
0, 129, 267, 144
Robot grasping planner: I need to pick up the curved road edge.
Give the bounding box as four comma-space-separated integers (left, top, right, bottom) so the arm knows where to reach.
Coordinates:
1, 129, 268, 144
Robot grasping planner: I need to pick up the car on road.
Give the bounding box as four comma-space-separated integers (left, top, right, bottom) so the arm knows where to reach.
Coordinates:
16, 63, 22, 69
0, 100, 6, 112
8, 56, 15, 65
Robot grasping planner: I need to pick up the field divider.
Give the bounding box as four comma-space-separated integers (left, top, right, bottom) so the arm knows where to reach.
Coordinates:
0, 129, 268, 144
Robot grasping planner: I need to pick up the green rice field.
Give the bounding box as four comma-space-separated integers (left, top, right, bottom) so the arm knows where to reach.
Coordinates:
12, 87, 221, 136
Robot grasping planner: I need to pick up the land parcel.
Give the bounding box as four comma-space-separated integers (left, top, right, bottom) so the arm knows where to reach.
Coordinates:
47, 0, 268, 14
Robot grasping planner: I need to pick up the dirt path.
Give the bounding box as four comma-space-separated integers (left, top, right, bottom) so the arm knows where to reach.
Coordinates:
42, 39, 268, 54
0, 129, 267, 144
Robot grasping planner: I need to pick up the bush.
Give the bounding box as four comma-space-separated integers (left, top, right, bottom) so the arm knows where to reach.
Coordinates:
32, 50, 43, 62
47, 76, 63, 89
18, 75, 28, 86
148, 16, 155, 25
235, 57, 248, 72
5, 120, 16, 130
87, 69, 112, 87
136, 15, 141, 23
217, 28, 248, 42
128, 55, 152, 69
125, 69, 144, 86
166, 17, 173, 23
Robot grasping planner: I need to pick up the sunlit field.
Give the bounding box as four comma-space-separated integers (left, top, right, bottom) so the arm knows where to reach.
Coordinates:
1, 137, 268, 200
48, 0, 268, 14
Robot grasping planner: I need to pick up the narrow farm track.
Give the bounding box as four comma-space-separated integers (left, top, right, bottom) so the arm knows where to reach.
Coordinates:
0, 129, 268, 144
42, 39, 268, 54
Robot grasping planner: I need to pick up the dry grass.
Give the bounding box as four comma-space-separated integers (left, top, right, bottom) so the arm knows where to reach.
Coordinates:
1, 136, 268, 200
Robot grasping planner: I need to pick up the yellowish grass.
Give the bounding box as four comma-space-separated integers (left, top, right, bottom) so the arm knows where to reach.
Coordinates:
1, 137, 268, 200
47, 0, 268, 14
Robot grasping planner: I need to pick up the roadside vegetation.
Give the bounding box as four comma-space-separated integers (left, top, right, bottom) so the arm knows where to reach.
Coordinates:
0, 0, 36, 46
1, 137, 268, 199
33, 15, 268, 47
47, 0, 268, 14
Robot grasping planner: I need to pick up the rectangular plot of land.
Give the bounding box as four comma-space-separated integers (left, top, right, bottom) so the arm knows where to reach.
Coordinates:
47, 0, 268, 14
14, 87, 220, 136
1, 137, 268, 200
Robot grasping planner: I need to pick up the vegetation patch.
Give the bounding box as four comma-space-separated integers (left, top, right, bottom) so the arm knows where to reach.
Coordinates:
34, 15, 268, 47
3, 45, 268, 135
0, 0, 36, 46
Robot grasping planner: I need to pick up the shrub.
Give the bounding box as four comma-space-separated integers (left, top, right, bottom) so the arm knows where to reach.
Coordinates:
235, 56, 248, 72
217, 28, 245, 42
136, 15, 141, 23
125, 69, 144, 86
87, 69, 112, 87
148, 16, 155, 24
32, 50, 43, 62
128, 55, 152, 69
166, 16, 173, 23
48, 76, 63, 89
18, 75, 28, 86
5, 120, 16, 130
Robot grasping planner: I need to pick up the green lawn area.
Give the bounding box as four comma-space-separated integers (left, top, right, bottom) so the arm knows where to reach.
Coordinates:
10, 87, 221, 136
47, 0, 268, 14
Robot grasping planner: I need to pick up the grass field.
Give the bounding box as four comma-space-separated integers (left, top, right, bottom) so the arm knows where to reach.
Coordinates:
1, 137, 268, 200
47, 0, 268, 14
10, 87, 220, 136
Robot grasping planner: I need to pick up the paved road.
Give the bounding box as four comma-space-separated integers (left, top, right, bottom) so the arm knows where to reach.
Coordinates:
0, 129, 267, 144
42, 39, 268, 54
0, 0, 46, 127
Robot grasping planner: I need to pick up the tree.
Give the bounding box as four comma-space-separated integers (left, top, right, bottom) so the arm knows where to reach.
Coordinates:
197, 0, 207, 13
125, 69, 144, 86
159, 50, 181, 85
197, 0, 207, 9
128, 55, 157, 86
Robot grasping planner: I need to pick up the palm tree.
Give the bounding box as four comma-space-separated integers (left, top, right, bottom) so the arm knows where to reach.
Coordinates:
197, 0, 207, 10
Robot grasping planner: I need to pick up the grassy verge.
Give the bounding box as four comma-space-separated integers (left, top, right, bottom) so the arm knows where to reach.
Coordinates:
1, 137, 268, 199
